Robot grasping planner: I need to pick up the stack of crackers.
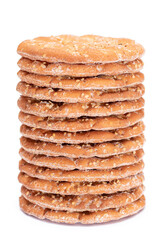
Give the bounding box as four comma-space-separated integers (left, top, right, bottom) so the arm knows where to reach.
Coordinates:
17, 35, 145, 224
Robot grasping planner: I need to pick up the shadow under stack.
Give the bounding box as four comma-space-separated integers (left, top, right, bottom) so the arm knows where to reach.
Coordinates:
17, 35, 145, 224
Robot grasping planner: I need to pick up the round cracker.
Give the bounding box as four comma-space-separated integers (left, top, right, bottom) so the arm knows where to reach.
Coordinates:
19, 148, 144, 170
19, 195, 145, 224
18, 172, 144, 195
17, 81, 145, 103
20, 121, 145, 144
20, 135, 145, 158
18, 110, 144, 132
18, 58, 143, 77
19, 159, 144, 182
17, 35, 144, 64
21, 185, 144, 212
18, 71, 144, 90
17, 96, 144, 118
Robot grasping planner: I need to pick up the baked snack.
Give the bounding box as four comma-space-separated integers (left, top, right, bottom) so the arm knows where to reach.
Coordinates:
19, 148, 144, 170
18, 57, 143, 77
18, 172, 144, 195
17, 35, 145, 224
20, 121, 145, 144
17, 35, 144, 63
17, 81, 145, 103
18, 110, 144, 132
21, 185, 144, 212
20, 135, 145, 158
18, 71, 144, 90
19, 195, 145, 224
19, 159, 144, 182
17, 96, 144, 118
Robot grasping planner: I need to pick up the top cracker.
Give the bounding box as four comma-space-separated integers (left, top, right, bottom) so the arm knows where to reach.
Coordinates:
17, 35, 144, 64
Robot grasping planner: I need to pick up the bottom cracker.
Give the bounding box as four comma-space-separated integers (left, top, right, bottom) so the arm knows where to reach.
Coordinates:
19, 195, 145, 224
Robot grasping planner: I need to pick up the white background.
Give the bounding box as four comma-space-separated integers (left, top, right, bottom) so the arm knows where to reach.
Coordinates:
0, 0, 159, 239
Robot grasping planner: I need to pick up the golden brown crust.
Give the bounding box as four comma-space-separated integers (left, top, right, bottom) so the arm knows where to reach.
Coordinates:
18, 71, 144, 90
20, 122, 145, 144
17, 35, 144, 64
20, 135, 145, 158
18, 58, 143, 77
19, 195, 145, 224
19, 148, 144, 170
18, 172, 144, 195
19, 159, 144, 182
17, 96, 145, 118
17, 81, 145, 103
21, 185, 144, 212
18, 110, 144, 132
